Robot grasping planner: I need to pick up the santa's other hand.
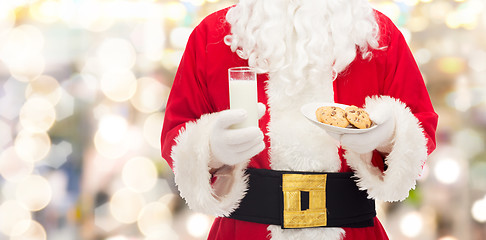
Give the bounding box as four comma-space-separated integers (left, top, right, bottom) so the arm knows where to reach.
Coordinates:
340, 112, 395, 154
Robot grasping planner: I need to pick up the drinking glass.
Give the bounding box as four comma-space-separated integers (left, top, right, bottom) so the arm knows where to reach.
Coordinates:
228, 67, 258, 128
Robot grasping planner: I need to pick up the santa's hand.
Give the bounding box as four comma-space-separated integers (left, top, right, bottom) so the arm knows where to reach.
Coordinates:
209, 108, 265, 167
340, 106, 396, 154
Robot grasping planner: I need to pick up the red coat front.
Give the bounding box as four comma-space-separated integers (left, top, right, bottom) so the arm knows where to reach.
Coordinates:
161, 7, 438, 240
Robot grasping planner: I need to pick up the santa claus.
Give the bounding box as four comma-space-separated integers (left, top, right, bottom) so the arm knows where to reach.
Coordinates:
161, 0, 438, 239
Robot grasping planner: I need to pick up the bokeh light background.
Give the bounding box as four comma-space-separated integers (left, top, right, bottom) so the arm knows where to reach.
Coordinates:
0, 0, 486, 239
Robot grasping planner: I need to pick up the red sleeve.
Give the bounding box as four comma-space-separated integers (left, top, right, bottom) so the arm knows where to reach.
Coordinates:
376, 12, 438, 155
160, 25, 213, 169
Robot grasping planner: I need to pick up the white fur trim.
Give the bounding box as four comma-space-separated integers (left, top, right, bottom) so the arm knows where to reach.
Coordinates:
268, 225, 345, 240
265, 58, 343, 238
256, 79, 345, 239
266, 71, 341, 173
171, 113, 249, 217
345, 96, 427, 202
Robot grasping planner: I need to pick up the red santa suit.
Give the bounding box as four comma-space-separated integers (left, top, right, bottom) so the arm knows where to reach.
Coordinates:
161, 6, 438, 240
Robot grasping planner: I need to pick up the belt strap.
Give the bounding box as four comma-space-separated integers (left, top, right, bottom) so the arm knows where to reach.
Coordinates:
228, 168, 376, 229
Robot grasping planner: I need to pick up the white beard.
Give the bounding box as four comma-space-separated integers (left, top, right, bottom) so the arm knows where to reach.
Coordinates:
225, 0, 379, 95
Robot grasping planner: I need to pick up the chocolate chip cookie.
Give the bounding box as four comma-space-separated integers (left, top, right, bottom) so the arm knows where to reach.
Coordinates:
315, 106, 349, 128
344, 106, 372, 129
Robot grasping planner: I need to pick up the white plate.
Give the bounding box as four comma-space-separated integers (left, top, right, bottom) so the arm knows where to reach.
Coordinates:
300, 102, 377, 134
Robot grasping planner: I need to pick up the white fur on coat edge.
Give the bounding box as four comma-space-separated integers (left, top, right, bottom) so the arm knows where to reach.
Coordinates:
268, 225, 345, 240
345, 96, 428, 202
171, 113, 249, 217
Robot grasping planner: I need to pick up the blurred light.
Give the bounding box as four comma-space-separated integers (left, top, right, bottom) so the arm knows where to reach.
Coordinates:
1, 180, 16, 202
1, 0, 34, 8
402, 0, 419, 6
65, 1, 170, 24
10, 220, 47, 240
14, 130, 51, 163
160, 49, 184, 70
55, 0, 76, 24
470, 162, 486, 191
100, 70, 137, 102
445, 1, 482, 30
8, 54, 46, 82
159, 193, 178, 210
0, 25, 45, 82
468, 50, 486, 72
0, 78, 26, 120
98, 114, 128, 144
144, 224, 179, 240
137, 202, 172, 237
445, 12, 468, 29
0, 200, 32, 236
0, 147, 34, 182
414, 48, 432, 65
186, 213, 212, 238
0, 24, 44, 61
135, 20, 166, 61
29, 0, 61, 23
399, 211, 423, 238
124, 127, 145, 151
163, 2, 187, 21
95, 203, 120, 232
182, 0, 205, 6
170, 27, 193, 49
110, 188, 146, 224
19, 97, 56, 133
122, 157, 158, 193
25, 75, 62, 106
130, 77, 170, 113
47, 171, 68, 208
93, 123, 145, 159
16, 175, 52, 211
64, 73, 99, 103
97, 38, 136, 71
77, 2, 114, 32
437, 57, 466, 75
471, 195, 486, 223
54, 88, 75, 121
426, 1, 453, 22
0, 119, 12, 149
106, 236, 129, 240
407, 15, 429, 32
452, 76, 471, 112
438, 236, 458, 240
372, 2, 401, 22
434, 158, 460, 184
0, 7, 16, 35
143, 113, 164, 150
44, 141, 72, 169
94, 130, 129, 159
453, 128, 484, 158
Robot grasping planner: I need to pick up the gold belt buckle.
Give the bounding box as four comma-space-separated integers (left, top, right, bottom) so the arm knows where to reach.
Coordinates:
282, 173, 327, 228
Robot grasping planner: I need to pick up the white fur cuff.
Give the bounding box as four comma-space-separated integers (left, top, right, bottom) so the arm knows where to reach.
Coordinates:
345, 96, 428, 202
171, 113, 249, 217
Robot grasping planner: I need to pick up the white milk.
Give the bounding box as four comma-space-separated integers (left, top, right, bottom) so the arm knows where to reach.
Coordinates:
229, 80, 258, 129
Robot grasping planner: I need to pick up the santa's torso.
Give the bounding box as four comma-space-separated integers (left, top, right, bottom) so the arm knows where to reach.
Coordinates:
162, 7, 437, 240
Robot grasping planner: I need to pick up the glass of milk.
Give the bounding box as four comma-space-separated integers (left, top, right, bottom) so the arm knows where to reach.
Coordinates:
228, 67, 258, 129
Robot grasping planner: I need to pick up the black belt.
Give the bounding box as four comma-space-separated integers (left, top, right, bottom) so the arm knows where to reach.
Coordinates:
229, 168, 376, 229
